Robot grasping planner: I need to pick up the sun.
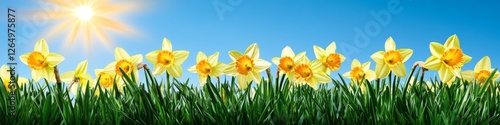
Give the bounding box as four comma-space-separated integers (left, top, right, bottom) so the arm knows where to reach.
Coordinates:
44, 0, 140, 51
75, 6, 94, 21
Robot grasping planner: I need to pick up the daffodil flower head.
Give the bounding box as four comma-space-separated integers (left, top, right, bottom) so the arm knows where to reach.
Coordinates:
461, 56, 499, 84
95, 69, 124, 94
146, 37, 189, 78
289, 55, 332, 90
104, 47, 143, 85
223, 43, 271, 90
1, 65, 29, 91
423, 34, 472, 84
61, 60, 94, 95
271, 46, 306, 79
20, 39, 65, 82
313, 42, 346, 73
370, 37, 413, 78
343, 59, 376, 83
188, 51, 227, 87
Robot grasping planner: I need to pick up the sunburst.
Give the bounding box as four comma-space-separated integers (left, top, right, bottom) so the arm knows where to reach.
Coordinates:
44, 0, 139, 51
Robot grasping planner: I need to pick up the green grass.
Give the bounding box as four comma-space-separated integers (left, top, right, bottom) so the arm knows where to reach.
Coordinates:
1, 67, 500, 124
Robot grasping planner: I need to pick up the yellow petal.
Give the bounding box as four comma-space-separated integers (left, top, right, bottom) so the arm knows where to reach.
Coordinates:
94, 69, 103, 77
254, 59, 271, 72
223, 62, 238, 76
34, 39, 50, 56
461, 70, 473, 81
166, 65, 182, 78
365, 70, 377, 81
375, 63, 390, 78
361, 61, 371, 71
17, 77, 29, 87
229, 50, 243, 61
306, 78, 319, 90
251, 71, 261, 84
340, 54, 346, 62
207, 52, 219, 65
32, 70, 41, 82
282, 46, 295, 57
271, 57, 280, 66
103, 62, 117, 75
342, 71, 352, 78
452, 69, 461, 78
162, 37, 173, 51
423, 56, 442, 70
444, 34, 460, 48
245, 43, 260, 60
187, 65, 197, 73
325, 42, 337, 54
313, 45, 325, 60
0, 65, 8, 78
146, 50, 160, 64
463, 54, 472, 64
60, 71, 75, 83
115, 47, 130, 61
173, 50, 189, 66
198, 74, 207, 87
429, 42, 444, 57
310, 60, 324, 72
210, 62, 226, 77
351, 59, 361, 69
315, 72, 332, 83
438, 66, 454, 83
75, 60, 88, 75
152, 65, 166, 75
69, 83, 79, 95
385, 37, 396, 51
196, 51, 207, 63
492, 71, 500, 81
130, 54, 143, 65
19, 52, 31, 66
398, 49, 413, 62
391, 64, 406, 77
47, 53, 65, 67
474, 56, 491, 72
370, 51, 385, 64
237, 75, 250, 90
294, 52, 306, 62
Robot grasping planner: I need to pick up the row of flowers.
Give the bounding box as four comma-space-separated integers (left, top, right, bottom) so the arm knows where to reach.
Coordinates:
2, 34, 498, 94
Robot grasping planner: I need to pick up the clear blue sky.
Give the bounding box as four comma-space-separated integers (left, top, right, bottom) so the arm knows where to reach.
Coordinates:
2, 0, 500, 87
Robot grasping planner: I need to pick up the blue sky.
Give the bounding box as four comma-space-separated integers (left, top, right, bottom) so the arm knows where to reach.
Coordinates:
2, 0, 500, 87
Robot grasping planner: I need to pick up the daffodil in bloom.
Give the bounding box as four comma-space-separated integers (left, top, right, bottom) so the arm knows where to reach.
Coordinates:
271, 46, 306, 79
187, 51, 227, 87
371, 37, 413, 78
104, 47, 143, 85
1, 65, 29, 91
289, 56, 332, 90
146, 38, 189, 78
20, 39, 65, 82
313, 42, 346, 73
61, 60, 94, 95
423, 34, 471, 84
224, 43, 271, 90
343, 59, 376, 83
462, 56, 499, 84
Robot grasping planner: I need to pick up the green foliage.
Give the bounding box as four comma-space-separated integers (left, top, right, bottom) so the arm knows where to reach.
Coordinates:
1, 68, 500, 124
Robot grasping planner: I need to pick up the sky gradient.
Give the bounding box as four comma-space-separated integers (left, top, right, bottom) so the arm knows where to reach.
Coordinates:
2, 0, 500, 87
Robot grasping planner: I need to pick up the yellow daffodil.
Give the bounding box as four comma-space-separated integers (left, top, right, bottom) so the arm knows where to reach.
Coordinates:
423, 34, 472, 84
289, 56, 332, 90
224, 43, 271, 90
462, 56, 499, 84
104, 47, 143, 85
313, 42, 346, 73
370, 37, 413, 78
187, 51, 227, 87
271, 46, 306, 79
1, 65, 29, 91
61, 60, 94, 95
343, 59, 376, 83
19, 39, 65, 82
95, 68, 124, 93
146, 38, 189, 78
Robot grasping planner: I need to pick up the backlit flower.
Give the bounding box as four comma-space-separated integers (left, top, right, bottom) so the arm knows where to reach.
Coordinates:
188, 52, 226, 87
371, 37, 413, 78
423, 34, 471, 84
224, 43, 271, 90
104, 47, 143, 85
146, 37, 189, 78
19, 39, 65, 82
61, 60, 94, 95
461, 56, 499, 84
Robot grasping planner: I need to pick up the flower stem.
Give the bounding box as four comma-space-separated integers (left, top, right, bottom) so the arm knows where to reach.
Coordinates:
54, 65, 62, 90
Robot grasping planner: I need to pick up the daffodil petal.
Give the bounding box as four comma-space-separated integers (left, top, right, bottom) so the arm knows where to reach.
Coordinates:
294, 52, 306, 62
146, 50, 160, 64
224, 62, 238, 76
325, 42, 337, 54
130, 54, 143, 65
429, 42, 444, 57
34, 39, 50, 56
32, 70, 41, 82
452, 69, 461, 78
187, 65, 197, 73
166, 65, 182, 78
237, 75, 250, 90
313, 45, 325, 60
114, 47, 130, 61
492, 71, 500, 81
375, 63, 390, 78
207, 52, 219, 65
315, 72, 332, 83
152, 65, 166, 76
365, 70, 377, 81
162, 38, 173, 51
438, 66, 454, 83
342, 71, 351, 78
475, 56, 491, 71
351, 59, 361, 69
60, 71, 75, 84
391, 64, 406, 77
340, 54, 346, 62
463, 54, 472, 64
398, 49, 413, 62
211, 62, 226, 77
75, 60, 88, 75
20, 53, 31, 66
370, 51, 385, 64
461, 70, 474, 81
423, 56, 441, 70
251, 71, 261, 84
306, 78, 319, 90
245, 43, 260, 60
385, 37, 396, 51
254, 59, 271, 72
173, 50, 189, 66
282, 46, 295, 57
271, 57, 280, 66
362, 61, 371, 71
199, 74, 207, 87
444, 34, 460, 48
196, 51, 207, 63
229, 50, 243, 61
47, 53, 65, 67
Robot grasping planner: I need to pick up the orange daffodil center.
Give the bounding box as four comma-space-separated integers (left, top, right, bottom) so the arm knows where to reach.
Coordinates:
461, 56, 499, 84
98, 72, 115, 88
350, 67, 364, 80
196, 60, 212, 75
475, 70, 491, 83
271, 46, 306, 82
424, 34, 472, 84
370, 37, 413, 78
188, 51, 227, 87
294, 64, 313, 81
288, 56, 332, 90
20, 39, 65, 82
343, 59, 376, 83
146, 38, 189, 78
278, 57, 294, 72
224, 43, 271, 90
313, 42, 345, 73
115, 59, 134, 76
103, 47, 143, 88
